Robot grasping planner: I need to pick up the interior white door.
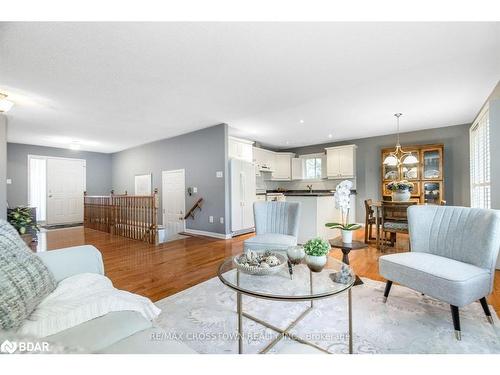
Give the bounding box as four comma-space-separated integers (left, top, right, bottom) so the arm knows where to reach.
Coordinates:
162, 169, 186, 237
46, 158, 86, 225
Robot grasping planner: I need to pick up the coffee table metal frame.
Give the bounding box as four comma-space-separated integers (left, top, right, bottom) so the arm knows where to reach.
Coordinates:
217, 259, 354, 354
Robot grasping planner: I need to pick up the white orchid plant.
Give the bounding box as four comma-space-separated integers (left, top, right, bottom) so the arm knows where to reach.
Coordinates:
325, 180, 361, 231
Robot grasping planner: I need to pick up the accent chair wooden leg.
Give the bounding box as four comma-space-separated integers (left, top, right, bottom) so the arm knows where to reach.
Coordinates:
383, 280, 392, 303
479, 297, 494, 324
450, 305, 461, 340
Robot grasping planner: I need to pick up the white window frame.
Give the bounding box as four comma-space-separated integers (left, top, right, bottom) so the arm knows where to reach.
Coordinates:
300, 153, 324, 180
470, 104, 491, 209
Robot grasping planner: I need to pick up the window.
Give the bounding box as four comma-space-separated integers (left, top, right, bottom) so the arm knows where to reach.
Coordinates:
28, 155, 47, 221
470, 107, 490, 209
304, 157, 322, 180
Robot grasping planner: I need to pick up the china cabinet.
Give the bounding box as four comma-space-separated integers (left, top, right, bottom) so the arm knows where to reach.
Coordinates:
381, 144, 444, 204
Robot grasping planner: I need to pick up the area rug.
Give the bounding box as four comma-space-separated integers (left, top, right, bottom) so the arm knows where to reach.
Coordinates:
154, 276, 500, 354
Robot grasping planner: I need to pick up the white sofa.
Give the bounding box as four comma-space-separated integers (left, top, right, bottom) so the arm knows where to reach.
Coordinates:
36, 245, 196, 354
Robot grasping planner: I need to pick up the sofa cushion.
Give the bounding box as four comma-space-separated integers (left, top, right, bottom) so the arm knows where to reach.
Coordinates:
379, 252, 491, 307
0, 220, 56, 330
99, 327, 197, 354
244, 233, 297, 251
45, 311, 152, 353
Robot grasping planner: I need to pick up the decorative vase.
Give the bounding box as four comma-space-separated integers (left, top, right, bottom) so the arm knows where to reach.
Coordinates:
392, 190, 411, 202
341, 229, 353, 243
287, 246, 305, 264
305, 255, 327, 272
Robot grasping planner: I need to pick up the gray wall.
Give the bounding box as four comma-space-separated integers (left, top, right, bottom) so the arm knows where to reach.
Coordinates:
285, 124, 471, 222
0, 115, 7, 220
111, 123, 228, 235
6, 143, 112, 208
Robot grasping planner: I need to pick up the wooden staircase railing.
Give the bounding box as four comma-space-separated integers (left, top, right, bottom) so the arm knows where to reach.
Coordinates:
184, 198, 203, 220
84, 189, 159, 244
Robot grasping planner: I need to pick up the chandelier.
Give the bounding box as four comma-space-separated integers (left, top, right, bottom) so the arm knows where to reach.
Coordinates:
383, 113, 419, 166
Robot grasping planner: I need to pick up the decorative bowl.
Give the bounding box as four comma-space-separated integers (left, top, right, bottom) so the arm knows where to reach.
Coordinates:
233, 251, 287, 276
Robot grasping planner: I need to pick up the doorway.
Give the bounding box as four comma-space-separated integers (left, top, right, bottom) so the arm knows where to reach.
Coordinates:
162, 169, 186, 238
28, 155, 86, 225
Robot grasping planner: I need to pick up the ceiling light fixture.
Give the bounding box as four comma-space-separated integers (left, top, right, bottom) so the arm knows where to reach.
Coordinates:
299, 120, 304, 124
0, 93, 14, 112
328, 134, 333, 139
383, 113, 419, 166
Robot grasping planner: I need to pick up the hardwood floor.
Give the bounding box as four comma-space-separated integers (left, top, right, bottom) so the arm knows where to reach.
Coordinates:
35, 227, 500, 313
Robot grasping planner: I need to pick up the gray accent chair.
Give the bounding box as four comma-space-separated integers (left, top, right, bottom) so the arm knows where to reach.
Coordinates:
379, 205, 500, 340
243, 201, 301, 252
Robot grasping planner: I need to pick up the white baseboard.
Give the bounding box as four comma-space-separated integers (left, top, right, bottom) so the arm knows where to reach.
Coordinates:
184, 229, 232, 240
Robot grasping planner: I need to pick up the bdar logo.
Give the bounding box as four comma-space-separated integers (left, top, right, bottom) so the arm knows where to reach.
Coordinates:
1, 340, 18, 354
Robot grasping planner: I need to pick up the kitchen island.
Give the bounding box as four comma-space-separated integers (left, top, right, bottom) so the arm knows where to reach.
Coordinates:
284, 192, 356, 244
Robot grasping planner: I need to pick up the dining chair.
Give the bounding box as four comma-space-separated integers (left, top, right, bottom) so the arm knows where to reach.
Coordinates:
243, 201, 301, 253
364, 199, 377, 244
379, 205, 500, 340
380, 201, 418, 250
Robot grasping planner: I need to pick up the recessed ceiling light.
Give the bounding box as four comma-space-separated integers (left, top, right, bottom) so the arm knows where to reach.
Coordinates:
299, 120, 304, 124
285, 140, 290, 145
328, 134, 333, 139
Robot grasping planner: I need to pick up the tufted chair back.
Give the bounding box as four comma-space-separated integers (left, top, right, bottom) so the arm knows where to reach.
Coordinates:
408, 205, 500, 279
253, 202, 301, 237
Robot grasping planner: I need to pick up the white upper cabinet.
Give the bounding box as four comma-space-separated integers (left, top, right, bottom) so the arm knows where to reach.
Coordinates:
253, 147, 275, 173
273, 153, 294, 180
228, 136, 254, 162
325, 145, 357, 178
291, 158, 303, 180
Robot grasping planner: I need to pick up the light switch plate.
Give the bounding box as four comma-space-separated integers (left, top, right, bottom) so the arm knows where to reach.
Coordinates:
6, 179, 12, 184
209, 216, 214, 223
193, 187, 198, 193
219, 217, 224, 224
216, 171, 223, 178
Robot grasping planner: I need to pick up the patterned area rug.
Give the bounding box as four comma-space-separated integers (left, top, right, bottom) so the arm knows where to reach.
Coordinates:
154, 276, 500, 354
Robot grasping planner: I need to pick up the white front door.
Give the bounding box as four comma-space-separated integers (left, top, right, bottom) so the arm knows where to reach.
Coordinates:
46, 158, 86, 225
162, 169, 186, 237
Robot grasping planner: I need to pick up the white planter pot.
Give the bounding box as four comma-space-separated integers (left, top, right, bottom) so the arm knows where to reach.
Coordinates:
305, 254, 327, 272
392, 190, 411, 202
287, 246, 305, 265
341, 229, 353, 243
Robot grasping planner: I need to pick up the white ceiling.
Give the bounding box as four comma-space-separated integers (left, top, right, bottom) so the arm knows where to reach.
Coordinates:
1, 22, 499, 153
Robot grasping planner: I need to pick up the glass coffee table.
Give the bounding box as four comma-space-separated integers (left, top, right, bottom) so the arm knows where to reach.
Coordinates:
217, 256, 355, 354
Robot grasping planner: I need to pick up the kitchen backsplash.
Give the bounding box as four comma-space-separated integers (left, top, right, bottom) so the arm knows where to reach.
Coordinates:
263, 178, 356, 191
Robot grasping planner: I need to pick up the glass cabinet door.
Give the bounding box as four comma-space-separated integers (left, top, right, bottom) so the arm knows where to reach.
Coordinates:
382, 152, 399, 181
422, 181, 442, 205
401, 149, 420, 181
422, 148, 443, 180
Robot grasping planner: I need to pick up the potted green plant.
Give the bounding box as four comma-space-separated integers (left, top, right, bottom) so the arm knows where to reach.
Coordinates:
304, 238, 331, 272
325, 180, 361, 243
7, 206, 40, 245
387, 180, 414, 201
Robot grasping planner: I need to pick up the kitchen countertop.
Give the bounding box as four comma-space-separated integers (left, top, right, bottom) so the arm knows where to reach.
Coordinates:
266, 189, 356, 197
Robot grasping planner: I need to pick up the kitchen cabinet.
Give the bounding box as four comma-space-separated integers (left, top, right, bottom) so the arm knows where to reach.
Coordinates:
228, 136, 253, 162
285, 194, 356, 244
291, 158, 303, 180
272, 153, 294, 180
325, 145, 357, 179
253, 147, 275, 174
